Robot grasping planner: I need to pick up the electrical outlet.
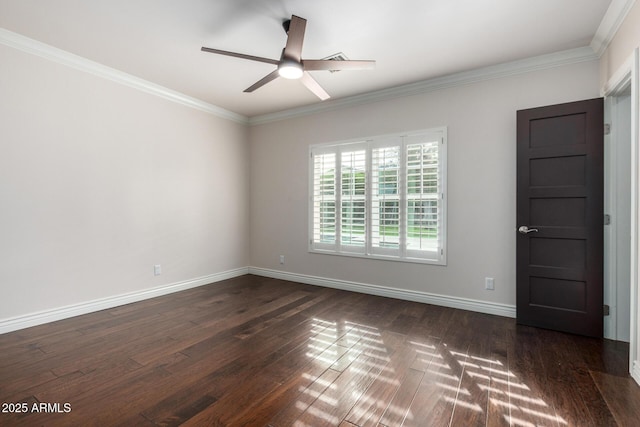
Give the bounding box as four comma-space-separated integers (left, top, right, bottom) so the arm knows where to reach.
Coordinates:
154, 264, 162, 276
279, 255, 285, 265
485, 277, 494, 290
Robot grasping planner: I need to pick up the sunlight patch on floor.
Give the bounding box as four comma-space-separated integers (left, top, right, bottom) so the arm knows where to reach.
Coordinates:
296, 317, 568, 426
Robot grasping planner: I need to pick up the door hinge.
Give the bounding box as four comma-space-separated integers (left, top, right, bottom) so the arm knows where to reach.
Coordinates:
603, 304, 610, 316
604, 214, 611, 225
604, 123, 611, 135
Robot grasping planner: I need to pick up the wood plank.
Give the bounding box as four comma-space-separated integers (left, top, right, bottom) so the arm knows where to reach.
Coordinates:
485, 342, 511, 426
536, 328, 602, 426
379, 367, 424, 426
344, 331, 417, 426
267, 368, 342, 426
294, 353, 382, 425
229, 351, 340, 424
449, 313, 498, 427
591, 370, 640, 426
404, 310, 476, 426
504, 326, 560, 427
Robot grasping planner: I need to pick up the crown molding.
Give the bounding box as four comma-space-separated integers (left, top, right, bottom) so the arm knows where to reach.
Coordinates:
0, 27, 249, 125
249, 46, 599, 125
591, 0, 637, 57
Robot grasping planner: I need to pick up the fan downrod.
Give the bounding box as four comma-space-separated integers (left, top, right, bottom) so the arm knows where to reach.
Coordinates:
282, 19, 291, 34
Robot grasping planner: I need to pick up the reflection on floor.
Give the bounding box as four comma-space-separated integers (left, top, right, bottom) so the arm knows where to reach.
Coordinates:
291, 318, 572, 427
0, 274, 637, 426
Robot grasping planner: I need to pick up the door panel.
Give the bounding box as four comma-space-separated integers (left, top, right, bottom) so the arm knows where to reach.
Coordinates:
529, 156, 586, 186
528, 277, 587, 311
517, 98, 604, 337
529, 198, 586, 226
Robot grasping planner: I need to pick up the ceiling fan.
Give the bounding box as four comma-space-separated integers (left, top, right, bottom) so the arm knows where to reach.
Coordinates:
201, 15, 375, 100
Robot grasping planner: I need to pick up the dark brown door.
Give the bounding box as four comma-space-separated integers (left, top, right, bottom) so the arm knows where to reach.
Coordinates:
516, 98, 604, 337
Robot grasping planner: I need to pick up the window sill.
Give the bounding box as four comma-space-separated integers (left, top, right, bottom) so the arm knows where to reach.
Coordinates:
308, 248, 447, 266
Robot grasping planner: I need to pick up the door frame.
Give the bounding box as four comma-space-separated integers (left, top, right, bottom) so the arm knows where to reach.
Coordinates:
604, 81, 632, 342
602, 47, 639, 383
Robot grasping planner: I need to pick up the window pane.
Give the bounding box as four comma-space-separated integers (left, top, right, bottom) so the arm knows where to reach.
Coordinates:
341, 201, 365, 246
407, 143, 439, 194
407, 141, 440, 251
408, 199, 438, 251
341, 150, 366, 196
318, 202, 335, 243
372, 146, 400, 249
376, 200, 400, 247
313, 153, 336, 244
341, 150, 366, 247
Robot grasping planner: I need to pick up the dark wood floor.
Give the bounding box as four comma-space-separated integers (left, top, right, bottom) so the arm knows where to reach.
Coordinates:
1, 275, 638, 426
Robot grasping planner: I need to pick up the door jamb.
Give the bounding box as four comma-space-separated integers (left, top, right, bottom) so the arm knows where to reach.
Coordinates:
632, 48, 640, 385
604, 95, 621, 340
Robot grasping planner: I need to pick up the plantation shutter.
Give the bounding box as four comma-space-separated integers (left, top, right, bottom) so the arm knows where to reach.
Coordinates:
310, 128, 446, 264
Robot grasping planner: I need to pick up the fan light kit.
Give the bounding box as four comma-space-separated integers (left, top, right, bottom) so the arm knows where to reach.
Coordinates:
201, 15, 375, 100
278, 60, 304, 79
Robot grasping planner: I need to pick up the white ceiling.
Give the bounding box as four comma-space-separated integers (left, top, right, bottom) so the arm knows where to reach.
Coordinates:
0, 0, 620, 118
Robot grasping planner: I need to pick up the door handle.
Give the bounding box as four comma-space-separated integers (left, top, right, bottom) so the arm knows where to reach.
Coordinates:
518, 225, 539, 234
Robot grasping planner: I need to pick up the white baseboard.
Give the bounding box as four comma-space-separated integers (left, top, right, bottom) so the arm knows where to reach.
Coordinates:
1, 266, 517, 335
0, 267, 249, 334
632, 361, 640, 386
248, 267, 516, 318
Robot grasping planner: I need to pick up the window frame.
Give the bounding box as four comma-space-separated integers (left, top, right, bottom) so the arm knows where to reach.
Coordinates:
309, 128, 447, 265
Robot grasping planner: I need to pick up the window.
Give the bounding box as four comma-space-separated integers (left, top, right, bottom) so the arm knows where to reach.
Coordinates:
310, 128, 447, 264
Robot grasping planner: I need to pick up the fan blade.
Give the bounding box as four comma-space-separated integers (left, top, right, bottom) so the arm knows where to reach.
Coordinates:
283, 15, 306, 61
300, 72, 330, 100
303, 59, 376, 71
201, 47, 279, 65
244, 70, 280, 93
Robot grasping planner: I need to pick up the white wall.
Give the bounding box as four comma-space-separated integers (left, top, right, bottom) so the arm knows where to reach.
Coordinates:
0, 44, 249, 322
249, 61, 600, 310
